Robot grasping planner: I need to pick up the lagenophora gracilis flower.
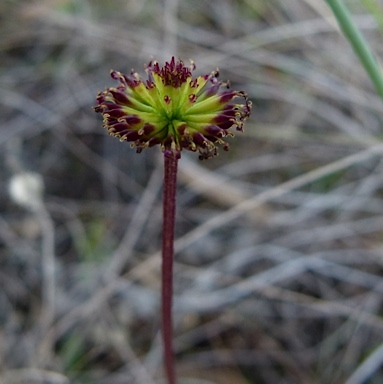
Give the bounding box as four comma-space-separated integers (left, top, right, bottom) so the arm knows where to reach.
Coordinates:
94, 57, 252, 160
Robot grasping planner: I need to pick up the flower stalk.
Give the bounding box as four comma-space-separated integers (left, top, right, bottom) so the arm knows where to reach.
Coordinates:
161, 151, 179, 384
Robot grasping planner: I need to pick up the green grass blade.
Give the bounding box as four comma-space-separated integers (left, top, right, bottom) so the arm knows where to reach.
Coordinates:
326, 0, 383, 100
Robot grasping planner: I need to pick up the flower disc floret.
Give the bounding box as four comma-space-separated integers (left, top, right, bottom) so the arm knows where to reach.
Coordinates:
94, 57, 252, 160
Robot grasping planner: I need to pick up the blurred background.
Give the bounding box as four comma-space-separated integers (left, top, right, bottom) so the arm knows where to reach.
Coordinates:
2, 0, 383, 383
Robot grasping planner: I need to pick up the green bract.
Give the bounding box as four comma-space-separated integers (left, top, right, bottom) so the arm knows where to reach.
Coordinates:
94, 57, 251, 159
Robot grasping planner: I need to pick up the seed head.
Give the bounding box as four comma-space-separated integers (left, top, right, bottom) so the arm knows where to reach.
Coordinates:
94, 57, 252, 160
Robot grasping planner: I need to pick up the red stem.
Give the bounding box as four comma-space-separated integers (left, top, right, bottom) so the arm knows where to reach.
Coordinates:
162, 151, 178, 384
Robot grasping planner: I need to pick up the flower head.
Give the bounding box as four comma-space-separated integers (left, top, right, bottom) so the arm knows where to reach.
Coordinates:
94, 57, 251, 160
